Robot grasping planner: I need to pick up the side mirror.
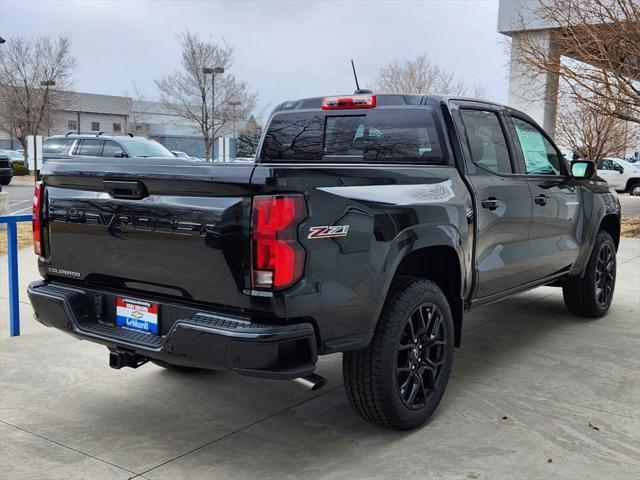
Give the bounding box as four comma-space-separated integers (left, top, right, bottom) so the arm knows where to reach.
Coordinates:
114, 151, 127, 158
614, 164, 624, 173
571, 160, 595, 179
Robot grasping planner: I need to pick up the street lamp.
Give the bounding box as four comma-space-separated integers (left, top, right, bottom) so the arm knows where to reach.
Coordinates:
34, 79, 55, 182
202, 66, 225, 161
41, 80, 56, 136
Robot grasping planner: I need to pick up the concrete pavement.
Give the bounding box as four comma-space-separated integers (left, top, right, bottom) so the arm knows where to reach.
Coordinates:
1, 240, 639, 479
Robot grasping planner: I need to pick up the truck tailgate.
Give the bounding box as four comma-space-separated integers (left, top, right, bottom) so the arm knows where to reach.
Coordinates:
41, 159, 254, 309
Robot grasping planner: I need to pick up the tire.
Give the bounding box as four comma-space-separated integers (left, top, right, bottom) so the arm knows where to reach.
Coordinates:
150, 359, 204, 373
0, 177, 11, 185
629, 182, 640, 196
563, 231, 616, 317
343, 278, 455, 430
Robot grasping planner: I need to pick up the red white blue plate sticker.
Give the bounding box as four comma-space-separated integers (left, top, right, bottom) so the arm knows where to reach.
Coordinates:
116, 297, 159, 335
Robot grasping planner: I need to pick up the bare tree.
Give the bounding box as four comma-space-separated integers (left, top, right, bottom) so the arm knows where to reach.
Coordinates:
374, 54, 487, 97
125, 81, 148, 136
511, 0, 640, 125
155, 31, 258, 161
556, 93, 636, 162
0, 35, 76, 149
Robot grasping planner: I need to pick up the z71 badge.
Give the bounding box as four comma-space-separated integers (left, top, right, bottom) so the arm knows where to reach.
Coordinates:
308, 225, 349, 239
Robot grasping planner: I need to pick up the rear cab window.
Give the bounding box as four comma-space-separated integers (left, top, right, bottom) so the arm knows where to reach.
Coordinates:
259, 107, 449, 165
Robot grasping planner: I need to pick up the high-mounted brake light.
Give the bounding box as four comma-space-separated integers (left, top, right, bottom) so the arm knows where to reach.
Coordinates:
321, 94, 376, 110
33, 182, 43, 255
251, 195, 306, 290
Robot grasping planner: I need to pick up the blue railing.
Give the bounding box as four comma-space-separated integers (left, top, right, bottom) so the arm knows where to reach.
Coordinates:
1, 214, 32, 336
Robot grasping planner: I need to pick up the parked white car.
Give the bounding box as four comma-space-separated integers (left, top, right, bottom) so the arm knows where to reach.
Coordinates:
597, 158, 640, 196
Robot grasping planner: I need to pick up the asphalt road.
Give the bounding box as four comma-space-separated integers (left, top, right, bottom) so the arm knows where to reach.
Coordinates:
1, 181, 34, 214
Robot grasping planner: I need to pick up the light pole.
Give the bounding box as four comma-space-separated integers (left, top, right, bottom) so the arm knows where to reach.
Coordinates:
202, 66, 225, 161
41, 80, 56, 136
34, 80, 55, 183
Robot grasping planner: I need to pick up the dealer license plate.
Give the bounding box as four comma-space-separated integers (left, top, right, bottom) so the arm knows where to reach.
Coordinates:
115, 297, 159, 335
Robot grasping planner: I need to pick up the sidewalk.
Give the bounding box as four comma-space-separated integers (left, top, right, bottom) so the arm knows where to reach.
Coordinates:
1, 240, 639, 479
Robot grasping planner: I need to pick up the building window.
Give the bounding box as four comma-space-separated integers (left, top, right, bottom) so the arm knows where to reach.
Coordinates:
68, 120, 77, 131
91, 121, 100, 132
113, 122, 122, 132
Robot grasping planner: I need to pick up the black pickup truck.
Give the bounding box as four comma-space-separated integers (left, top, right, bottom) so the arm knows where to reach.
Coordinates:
28, 94, 621, 430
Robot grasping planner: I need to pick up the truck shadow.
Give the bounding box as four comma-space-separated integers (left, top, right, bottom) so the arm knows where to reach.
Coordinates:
130, 287, 630, 477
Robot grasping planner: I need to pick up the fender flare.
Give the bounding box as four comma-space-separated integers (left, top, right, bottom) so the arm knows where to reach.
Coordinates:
373, 224, 467, 346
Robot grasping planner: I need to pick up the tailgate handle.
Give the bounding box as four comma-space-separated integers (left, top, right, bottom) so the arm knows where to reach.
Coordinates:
103, 180, 148, 200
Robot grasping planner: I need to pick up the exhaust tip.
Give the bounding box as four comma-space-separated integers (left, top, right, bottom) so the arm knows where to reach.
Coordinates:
293, 373, 328, 391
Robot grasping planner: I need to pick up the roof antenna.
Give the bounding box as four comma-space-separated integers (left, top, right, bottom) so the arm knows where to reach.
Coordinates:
351, 59, 372, 95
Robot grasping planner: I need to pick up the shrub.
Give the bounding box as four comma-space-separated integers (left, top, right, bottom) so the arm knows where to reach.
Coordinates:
12, 164, 30, 176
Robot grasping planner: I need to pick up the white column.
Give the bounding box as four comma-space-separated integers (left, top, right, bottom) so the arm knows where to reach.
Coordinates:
508, 31, 561, 138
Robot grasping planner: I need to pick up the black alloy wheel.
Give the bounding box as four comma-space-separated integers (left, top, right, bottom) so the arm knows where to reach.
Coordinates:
595, 242, 615, 307
396, 303, 447, 410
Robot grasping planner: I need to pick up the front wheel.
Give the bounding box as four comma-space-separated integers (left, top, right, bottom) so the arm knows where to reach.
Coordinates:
343, 279, 454, 430
563, 231, 616, 317
630, 182, 640, 197
0, 177, 11, 185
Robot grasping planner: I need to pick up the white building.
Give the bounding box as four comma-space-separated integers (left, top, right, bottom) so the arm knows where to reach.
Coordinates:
498, 0, 638, 152
0, 90, 235, 159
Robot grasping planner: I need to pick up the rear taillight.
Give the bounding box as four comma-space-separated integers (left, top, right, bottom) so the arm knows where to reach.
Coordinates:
321, 94, 376, 110
251, 195, 306, 290
33, 182, 43, 255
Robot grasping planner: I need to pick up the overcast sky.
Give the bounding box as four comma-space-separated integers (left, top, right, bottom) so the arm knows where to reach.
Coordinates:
0, 0, 510, 120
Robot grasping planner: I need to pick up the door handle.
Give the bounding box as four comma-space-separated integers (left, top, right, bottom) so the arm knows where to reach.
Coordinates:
534, 194, 549, 206
103, 180, 148, 200
481, 197, 499, 210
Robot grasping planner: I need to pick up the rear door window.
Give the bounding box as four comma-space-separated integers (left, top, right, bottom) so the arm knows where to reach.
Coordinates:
42, 138, 72, 154
260, 108, 446, 164
460, 109, 513, 174
74, 139, 104, 157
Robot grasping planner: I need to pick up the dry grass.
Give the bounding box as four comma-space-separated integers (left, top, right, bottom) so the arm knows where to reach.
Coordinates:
621, 215, 640, 239
10, 174, 36, 183
0, 222, 33, 256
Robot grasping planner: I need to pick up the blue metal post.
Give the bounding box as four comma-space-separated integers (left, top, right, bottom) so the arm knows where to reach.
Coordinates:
7, 220, 20, 336
1, 214, 33, 337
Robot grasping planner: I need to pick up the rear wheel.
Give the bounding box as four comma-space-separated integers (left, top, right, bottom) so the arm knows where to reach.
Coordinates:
0, 177, 11, 185
563, 231, 616, 317
343, 279, 454, 430
629, 182, 640, 196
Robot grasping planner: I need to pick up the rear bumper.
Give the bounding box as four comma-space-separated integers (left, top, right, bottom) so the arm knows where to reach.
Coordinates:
27, 281, 317, 380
